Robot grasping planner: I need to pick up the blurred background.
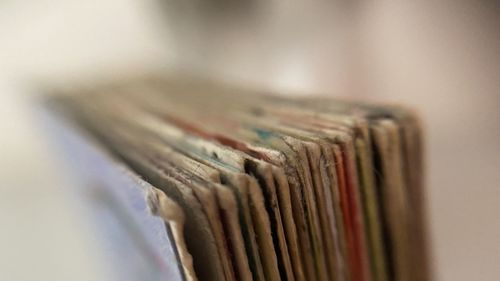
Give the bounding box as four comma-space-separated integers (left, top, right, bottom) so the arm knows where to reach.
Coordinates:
0, 0, 499, 280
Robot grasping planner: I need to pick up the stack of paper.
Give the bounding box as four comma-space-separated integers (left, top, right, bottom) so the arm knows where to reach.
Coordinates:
46, 75, 430, 281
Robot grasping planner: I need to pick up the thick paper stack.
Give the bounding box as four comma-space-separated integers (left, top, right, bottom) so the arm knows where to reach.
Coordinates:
47, 75, 430, 281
